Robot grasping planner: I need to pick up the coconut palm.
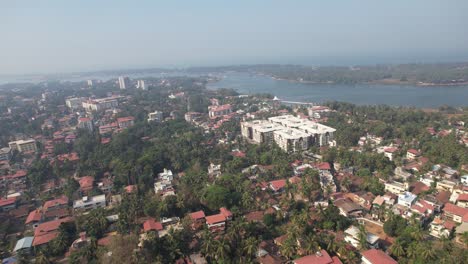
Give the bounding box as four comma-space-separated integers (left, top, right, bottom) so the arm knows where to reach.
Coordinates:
390, 240, 405, 259
303, 234, 320, 255
215, 239, 231, 261
419, 242, 436, 261
243, 237, 259, 260
281, 238, 297, 259
36, 251, 51, 264
357, 224, 369, 250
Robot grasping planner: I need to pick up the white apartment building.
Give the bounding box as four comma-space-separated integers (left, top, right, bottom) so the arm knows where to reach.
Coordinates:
65, 97, 85, 110
0, 147, 11, 161
148, 111, 163, 123
384, 181, 408, 195
8, 139, 37, 153
137, 80, 147, 90
73, 195, 106, 211
241, 115, 336, 152
82, 97, 119, 112
118, 76, 130, 89
78, 117, 93, 132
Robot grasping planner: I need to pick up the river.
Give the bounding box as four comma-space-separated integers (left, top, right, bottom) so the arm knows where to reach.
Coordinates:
207, 72, 468, 108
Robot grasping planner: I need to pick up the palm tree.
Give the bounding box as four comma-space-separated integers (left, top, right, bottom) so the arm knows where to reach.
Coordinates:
281, 238, 297, 260
35, 251, 51, 264
357, 225, 369, 250
405, 243, 418, 260
243, 237, 259, 260
336, 242, 347, 258
390, 240, 405, 259
325, 236, 337, 253
419, 242, 436, 261
215, 239, 231, 261
460, 231, 468, 248
303, 234, 319, 255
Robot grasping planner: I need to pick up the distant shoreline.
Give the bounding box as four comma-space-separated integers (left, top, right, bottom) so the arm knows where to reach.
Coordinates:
269, 75, 468, 87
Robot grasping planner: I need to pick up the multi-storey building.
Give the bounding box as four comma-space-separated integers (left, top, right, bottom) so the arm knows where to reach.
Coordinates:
118, 76, 130, 89
77, 117, 93, 132
73, 195, 106, 211
65, 97, 85, 110
241, 115, 336, 152
0, 147, 11, 161
117, 116, 135, 129
8, 139, 37, 153
82, 97, 120, 112
148, 111, 163, 123
208, 104, 232, 118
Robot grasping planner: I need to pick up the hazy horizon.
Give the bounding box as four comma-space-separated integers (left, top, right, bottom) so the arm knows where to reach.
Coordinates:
2, 0, 468, 75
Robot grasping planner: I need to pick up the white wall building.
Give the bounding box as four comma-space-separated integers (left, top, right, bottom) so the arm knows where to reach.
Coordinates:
137, 80, 147, 90
118, 76, 130, 89
66, 97, 85, 110
73, 195, 106, 211
148, 111, 163, 123
241, 115, 336, 152
8, 139, 37, 153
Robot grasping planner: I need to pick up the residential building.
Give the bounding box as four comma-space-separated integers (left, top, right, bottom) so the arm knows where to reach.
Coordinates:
82, 97, 119, 112
136, 80, 147, 90
384, 181, 408, 195
65, 97, 85, 110
77, 117, 93, 132
205, 213, 226, 232
117, 116, 135, 129
429, 217, 451, 238
184, 112, 201, 122
397, 192, 417, 207
344, 226, 380, 249
0, 197, 17, 212
73, 195, 106, 211
334, 198, 364, 217
147, 111, 163, 123
241, 115, 336, 152
436, 179, 457, 192
99, 122, 119, 135
8, 139, 37, 153
444, 203, 468, 223
208, 104, 232, 118
0, 147, 11, 161
361, 249, 397, 264
456, 194, 468, 208
407, 149, 420, 160
383, 147, 398, 161
293, 250, 342, 264
118, 76, 130, 89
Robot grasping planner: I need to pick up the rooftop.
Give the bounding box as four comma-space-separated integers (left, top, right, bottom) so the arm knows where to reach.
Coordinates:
361, 249, 397, 264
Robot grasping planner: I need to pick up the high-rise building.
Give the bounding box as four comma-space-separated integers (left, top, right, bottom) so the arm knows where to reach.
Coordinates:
148, 111, 163, 122
118, 76, 130, 89
87, 80, 94, 87
136, 80, 147, 90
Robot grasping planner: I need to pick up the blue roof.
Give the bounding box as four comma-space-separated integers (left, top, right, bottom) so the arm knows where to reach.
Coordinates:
13, 237, 33, 252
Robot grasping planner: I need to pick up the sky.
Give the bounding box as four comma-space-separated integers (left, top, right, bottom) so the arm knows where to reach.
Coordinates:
1, 0, 468, 75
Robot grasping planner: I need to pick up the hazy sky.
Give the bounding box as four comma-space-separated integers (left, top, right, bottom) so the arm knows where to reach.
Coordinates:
1, 0, 468, 75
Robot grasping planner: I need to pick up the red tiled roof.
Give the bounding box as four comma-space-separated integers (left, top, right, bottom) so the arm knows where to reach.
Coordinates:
444, 203, 468, 217
384, 147, 398, 153
314, 162, 331, 171
33, 232, 58, 246
361, 249, 397, 264
209, 104, 232, 112
443, 220, 456, 230
269, 179, 286, 191
97, 234, 114, 246
410, 182, 429, 195
294, 250, 335, 264
79, 176, 94, 191
34, 217, 73, 237
143, 218, 163, 232
117, 116, 135, 123
205, 214, 226, 225
1, 170, 27, 181
457, 193, 468, 202
26, 209, 42, 224
407, 149, 420, 155
245, 211, 264, 222
231, 150, 246, 158
0, 197, 16, 207
125, 185, 137, 193
220, 207, 232, 218
190, 210, 205, 221
43, 196, 68, 211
